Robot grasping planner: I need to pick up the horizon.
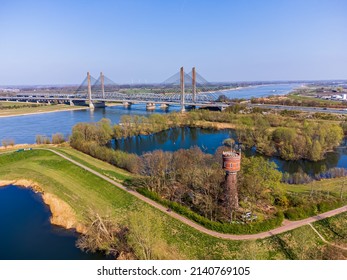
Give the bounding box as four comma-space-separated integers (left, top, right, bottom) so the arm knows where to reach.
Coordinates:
1, 78, 346, 88
0, 0, 346, 85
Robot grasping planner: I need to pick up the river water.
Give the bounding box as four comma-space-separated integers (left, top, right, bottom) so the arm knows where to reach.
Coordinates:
0, 185, 105, 260
214, 83, 300, 99
0, 84, 298, 144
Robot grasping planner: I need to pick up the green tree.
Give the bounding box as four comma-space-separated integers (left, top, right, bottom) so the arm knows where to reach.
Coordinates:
310, 140, 322, 161
239, 156, 282, 205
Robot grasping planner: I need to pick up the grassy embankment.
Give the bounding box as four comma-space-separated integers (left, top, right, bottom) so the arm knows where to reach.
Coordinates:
282, 179, 347, 199
0, 101, 86, 117
288, 93, 344, 106
0, 147, 345, 259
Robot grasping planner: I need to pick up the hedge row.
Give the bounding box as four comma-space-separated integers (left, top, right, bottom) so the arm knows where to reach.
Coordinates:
284, 200, 345, 220
137, 187, 284, 235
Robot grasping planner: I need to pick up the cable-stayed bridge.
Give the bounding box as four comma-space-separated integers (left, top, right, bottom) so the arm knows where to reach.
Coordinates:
0, 67, 227, 111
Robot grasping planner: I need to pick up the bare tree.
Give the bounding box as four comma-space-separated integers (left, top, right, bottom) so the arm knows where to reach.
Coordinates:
76, 211, 133, 259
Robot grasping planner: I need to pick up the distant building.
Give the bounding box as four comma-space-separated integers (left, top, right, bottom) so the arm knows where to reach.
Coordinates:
321, 95, 331, 100
331, 95, 343, 100
0, 88, 20, 93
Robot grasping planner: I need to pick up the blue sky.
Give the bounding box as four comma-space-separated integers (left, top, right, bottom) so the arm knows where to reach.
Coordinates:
0, 0, 346, 85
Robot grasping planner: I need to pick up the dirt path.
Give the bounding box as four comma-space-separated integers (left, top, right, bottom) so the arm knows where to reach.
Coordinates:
308, 223, 347, 251
40, 148, 347, 240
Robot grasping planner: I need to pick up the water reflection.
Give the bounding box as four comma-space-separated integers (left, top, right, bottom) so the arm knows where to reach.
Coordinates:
111, 127, 231, 155
0, 185, 106, 260
112, 127, 347, 175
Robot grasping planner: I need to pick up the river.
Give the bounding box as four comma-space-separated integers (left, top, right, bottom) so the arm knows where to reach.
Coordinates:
214, 83, 301, 99
0, 84, 298, 144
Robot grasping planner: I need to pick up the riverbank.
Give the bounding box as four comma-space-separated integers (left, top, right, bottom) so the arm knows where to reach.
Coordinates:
0, 179, 86, 233
0, 104, 88, 118
0, 144, 36, 151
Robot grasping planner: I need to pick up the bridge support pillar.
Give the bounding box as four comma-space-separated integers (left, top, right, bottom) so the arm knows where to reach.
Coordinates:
92, 101, 106, 108
69, 100, 75, 106
160, 103, 168, 109
146, 103, 156, 110
123, 101, 131, 107
89, 101, 95, 109
47, 100, 51, 105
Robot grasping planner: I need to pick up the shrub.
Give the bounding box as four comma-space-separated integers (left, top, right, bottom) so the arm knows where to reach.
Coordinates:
52, 133, 65, 144
284, 200, 344, 220
137, 187, 284, 234
1, 139, 15, 147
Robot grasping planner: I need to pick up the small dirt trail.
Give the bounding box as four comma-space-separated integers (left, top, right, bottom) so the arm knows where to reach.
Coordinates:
308, 223, 347, 251
41, 148, 347, 240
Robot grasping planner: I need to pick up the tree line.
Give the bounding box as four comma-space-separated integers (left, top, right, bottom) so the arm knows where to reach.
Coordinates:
112, 110, 344, 162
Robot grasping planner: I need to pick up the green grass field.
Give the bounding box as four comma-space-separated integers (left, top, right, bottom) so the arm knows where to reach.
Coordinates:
51, 146, 132, 182
313, 212, 347, 246
288, 93, 344, 106
281, 178, 347, 198
0, 148, 345, 259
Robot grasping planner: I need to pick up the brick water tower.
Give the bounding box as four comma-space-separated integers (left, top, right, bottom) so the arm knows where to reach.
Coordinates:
222, 148, 241, 217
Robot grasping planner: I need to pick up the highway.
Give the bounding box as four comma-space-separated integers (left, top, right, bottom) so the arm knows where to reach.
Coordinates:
248, 103, 347, 114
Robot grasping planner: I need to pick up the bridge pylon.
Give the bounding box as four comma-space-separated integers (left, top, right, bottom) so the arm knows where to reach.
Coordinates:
180, 66, 185, 112
100, 72, 105, 99
87, 72, 94, 109
192, 67, 196, 103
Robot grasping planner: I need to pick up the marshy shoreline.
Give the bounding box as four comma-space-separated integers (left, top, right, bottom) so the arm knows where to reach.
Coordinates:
0, 179, 86, 233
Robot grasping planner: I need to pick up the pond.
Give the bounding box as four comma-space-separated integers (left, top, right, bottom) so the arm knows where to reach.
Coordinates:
111, 127, 347, 175
0, 185, 106, 260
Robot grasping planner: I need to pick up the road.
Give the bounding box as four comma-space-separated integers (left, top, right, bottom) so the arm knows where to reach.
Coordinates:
34, 148, 347, 241
248, 103, 347, 114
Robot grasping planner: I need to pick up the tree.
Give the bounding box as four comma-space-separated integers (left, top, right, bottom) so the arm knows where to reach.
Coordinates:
1, 139, 15, 148
76, 211, 133, 259
140, 150, 172, 194
223, 138, 235, 147
51, 133, 65, 144
238, 156, 282, 206
216, 94, 229, 102
310, 140, 322, 161
70, 119, 113, 147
